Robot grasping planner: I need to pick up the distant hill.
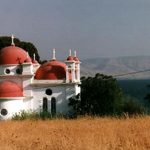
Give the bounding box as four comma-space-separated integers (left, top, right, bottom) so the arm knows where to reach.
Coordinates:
81, 56, 150, 79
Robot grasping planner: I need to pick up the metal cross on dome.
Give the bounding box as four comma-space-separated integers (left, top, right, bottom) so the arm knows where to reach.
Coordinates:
11, 34, 15, 46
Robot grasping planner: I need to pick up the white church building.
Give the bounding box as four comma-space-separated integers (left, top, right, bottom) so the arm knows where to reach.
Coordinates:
0, 36, 81, 120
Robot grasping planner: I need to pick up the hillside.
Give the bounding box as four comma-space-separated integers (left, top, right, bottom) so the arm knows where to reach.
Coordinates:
81, 56, 150, 79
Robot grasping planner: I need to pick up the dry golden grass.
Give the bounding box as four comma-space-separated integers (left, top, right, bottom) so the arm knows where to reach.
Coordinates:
0, 117, 150, 150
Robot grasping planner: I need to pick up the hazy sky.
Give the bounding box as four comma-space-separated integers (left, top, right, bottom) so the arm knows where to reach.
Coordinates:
1, 0, 150, 60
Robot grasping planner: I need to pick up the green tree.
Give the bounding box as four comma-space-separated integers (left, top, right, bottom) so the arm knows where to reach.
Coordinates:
69, 73, 147, 117
0, 36, 40, 62
69, 73, 123, 116
19, 41, 40, 62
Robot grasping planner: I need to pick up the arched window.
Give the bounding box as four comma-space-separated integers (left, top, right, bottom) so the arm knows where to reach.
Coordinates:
51, 97, 56, 114
43, 97, 48, 112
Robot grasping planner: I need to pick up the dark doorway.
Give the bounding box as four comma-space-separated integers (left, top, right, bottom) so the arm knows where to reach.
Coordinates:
43, 97, 48, 112
51, 97, 56, 114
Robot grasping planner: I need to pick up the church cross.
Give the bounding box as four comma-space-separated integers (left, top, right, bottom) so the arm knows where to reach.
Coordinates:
11, 34, 15, 46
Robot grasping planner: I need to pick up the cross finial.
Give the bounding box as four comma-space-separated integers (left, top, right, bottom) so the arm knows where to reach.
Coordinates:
69, 49, 72, 56
11, 34, 15, 46
52, 49, 56, 60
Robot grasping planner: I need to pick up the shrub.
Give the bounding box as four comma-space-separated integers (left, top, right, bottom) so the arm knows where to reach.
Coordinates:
12, 110, 66, 120
121, 96, 147, 116
12, 110, 39, 120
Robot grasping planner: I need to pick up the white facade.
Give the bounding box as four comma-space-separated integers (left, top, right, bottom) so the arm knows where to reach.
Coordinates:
0, 43, 81, 120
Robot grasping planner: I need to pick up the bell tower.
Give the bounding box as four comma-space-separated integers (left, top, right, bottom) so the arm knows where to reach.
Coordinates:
65, 49, 76, 83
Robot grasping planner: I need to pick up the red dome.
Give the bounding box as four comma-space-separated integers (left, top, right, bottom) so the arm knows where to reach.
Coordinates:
67, 56, 74, 61
35, 60, 66, 80
0, 46, 32, 65
73, 57, 79, 61
32, 59, 38, 64
0, 81, 23, 97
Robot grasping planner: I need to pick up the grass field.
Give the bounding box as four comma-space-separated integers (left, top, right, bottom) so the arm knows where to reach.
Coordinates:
0, 117, 150, 150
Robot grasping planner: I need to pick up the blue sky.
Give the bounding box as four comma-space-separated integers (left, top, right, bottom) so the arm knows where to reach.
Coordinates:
1, 0, 150, 60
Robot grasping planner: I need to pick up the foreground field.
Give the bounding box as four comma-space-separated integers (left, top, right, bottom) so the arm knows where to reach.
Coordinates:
0, 117, 150, 150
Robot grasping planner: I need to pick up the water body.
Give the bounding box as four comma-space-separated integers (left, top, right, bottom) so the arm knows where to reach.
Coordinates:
118, 79, 150, 103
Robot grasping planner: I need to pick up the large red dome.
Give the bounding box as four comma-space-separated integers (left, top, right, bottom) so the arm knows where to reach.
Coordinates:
0, 46, 32, 65
35, 60, 66, 80
0, 81, 23, 97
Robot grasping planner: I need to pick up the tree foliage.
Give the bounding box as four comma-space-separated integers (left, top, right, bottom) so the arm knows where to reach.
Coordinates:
81, 73, 123, 115
69, 73, 123, 116
0, 36, 40, 62
69, 73, 147, 117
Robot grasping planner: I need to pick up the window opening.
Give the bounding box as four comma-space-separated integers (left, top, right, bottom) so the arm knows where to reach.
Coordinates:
43, 97, 48, 112
51, 97, 56, 114
16, 68, 22, 74
1, 109, 8, 116
5, 69, 10, 74
45, 89, 52, 95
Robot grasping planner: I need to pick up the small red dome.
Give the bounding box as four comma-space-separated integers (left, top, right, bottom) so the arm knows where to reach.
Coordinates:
0, 81, 23, 97
32, 59, 38, 64
73, 57, 79, 61
0, 46, 32, 65
67, 56, 74, 61
35, 60, 66, 80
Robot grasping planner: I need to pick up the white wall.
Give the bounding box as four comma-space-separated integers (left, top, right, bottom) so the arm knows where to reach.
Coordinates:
32, 84, 78, 115
0, 65, 19, 75
0, 98, 24, 120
